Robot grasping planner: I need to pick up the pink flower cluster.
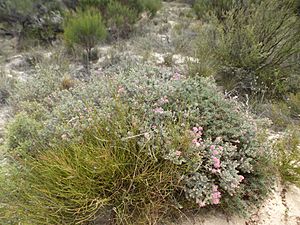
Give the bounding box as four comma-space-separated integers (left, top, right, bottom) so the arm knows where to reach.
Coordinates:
212, 157, 221, 169
117, 86, 125, 95
158, 96, 169, 105
212, 185, 221, 204
210, 145, 223, 170
196, 198, 206, 208
191, 126, 203, 147
153, 107, 164, 114
230, 175, 245, 190
172, 72, 182, 80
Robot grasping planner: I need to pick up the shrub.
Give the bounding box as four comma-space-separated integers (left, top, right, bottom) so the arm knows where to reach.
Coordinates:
73, 0, 162, 41
0, 0, 63, 48
141, 0, 162, 17
6, 112, 43, 154
256, 92, 300, 130
195, 0, 300, 100
64, 9, 107, 61
3, 63, 274, 223
10, 63, 69, 107
106, 1, 138, 39
193, 0, 234, 20
0, 72, 15, 105
274, 127, 300, 187
11, 107, 182, 224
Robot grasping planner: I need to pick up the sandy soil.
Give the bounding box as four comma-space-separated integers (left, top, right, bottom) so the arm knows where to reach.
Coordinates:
180, 182, 300, 225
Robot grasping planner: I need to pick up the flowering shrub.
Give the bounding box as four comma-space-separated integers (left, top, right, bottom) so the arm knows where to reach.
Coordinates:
5, 63, 273, 223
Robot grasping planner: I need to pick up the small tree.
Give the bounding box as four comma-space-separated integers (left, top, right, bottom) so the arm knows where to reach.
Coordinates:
64, 9, 107, 65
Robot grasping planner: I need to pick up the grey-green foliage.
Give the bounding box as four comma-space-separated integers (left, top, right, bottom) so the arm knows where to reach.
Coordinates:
195, 0, 300, 99
6, 112, 42, 153
6, 61, 273, 217
64, 9, 107, 59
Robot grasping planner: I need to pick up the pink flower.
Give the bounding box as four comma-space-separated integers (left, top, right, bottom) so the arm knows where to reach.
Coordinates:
192, 138, 198, 144
213, 150, 219, 155
192, 127, 199, 133
212, 157, 221, 169
172, 72, 182, 80
212, 185, 221, 204
117, 86, 125, 94
212, 197, 220, 204
158, 96, 169, 105
195, 142, 201, 147
212, 192, 221, 199
218, 146, 223, 150
212, 185, 218, 192
212, 169, 221, 174
210, 145, 215, 150
153, 107, 164, 114
175, 150, 182, 156
196, 198, 206, 207
197, 131, 202, 137
239, 175, 244, 182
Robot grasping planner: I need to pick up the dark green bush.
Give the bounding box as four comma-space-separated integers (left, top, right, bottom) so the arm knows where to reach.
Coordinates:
195, 0, 300, 100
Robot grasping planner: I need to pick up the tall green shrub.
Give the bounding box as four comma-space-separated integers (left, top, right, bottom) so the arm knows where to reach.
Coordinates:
195, 0, 300, 99
106, 0, 138, 38
64, 9, 107, 61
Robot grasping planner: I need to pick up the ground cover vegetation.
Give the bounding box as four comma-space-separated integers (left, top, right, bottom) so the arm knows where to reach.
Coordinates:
0, 0, 299, 224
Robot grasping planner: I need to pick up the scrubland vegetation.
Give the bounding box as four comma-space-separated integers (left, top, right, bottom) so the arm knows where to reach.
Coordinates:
0, 0, 299, 224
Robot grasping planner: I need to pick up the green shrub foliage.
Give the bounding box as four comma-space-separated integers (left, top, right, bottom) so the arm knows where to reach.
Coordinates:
64, 9, 107, 59
274, 127, 300, 187
195, 0, 300, 99
106, 1, 138, 38
3, 63, 274, 223
0, 0, 63, 47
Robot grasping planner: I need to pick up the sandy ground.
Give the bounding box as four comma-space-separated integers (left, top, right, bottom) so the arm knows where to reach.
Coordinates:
180, 182, 300, 225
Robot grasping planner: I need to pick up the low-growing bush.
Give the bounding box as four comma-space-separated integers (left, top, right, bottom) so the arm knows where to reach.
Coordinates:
255, 92, 300, 130
194, 0, 300, 100
2, 63, 274, 223
274, 127, 300, 187
0, 72, 15, 105
6, 113, 42, 154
